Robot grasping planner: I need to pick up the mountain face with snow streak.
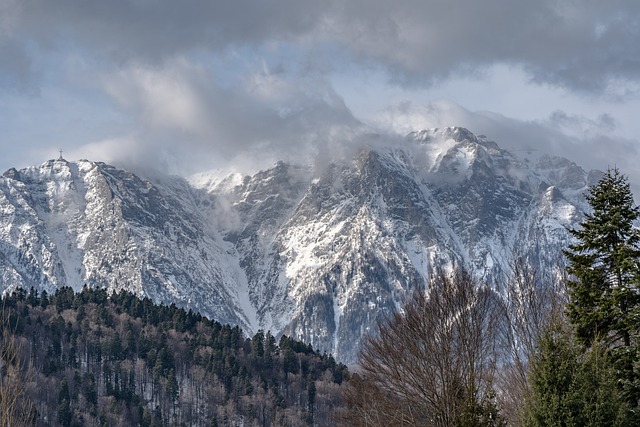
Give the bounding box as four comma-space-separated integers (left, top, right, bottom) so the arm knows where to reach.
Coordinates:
0, 128, 597, 362
0, 160, 254, 328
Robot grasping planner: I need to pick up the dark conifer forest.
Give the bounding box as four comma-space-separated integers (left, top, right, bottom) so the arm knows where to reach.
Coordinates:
0, 286, 349, 426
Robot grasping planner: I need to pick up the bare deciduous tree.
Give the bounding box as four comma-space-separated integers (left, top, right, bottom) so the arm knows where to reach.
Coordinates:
339, 269, 504, 427
1, 304, 34, 427
497, 258, 566, 425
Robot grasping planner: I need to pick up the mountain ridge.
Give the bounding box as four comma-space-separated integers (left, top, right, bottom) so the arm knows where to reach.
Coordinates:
0, 127, 595, 362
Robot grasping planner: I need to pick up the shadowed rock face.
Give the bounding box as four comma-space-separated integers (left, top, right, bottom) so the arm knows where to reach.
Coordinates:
0, 128, 593, 363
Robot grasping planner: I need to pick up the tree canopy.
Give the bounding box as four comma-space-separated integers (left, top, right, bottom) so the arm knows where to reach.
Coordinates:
564, 167, 640, 414
340, 269, 505, 427
0, 286, 349, 426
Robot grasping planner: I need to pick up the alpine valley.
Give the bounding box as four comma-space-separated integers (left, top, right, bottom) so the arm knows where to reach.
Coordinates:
0, 127, 599, 363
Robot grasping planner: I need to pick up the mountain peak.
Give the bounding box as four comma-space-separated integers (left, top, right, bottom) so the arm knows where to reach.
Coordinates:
408, 126, 477, 143
0, 130, 592, 363
2, 167, 19, 179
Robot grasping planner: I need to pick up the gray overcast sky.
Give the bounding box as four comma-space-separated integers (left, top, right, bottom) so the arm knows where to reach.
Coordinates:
2, 0, 640, 186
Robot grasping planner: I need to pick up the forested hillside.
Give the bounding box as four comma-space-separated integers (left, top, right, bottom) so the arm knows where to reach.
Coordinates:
0, 286, 349, 426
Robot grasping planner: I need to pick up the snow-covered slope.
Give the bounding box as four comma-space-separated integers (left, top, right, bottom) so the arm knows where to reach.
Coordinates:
0, 128, 595, 362
188, 128, 594, 361
0, 159, 254, 328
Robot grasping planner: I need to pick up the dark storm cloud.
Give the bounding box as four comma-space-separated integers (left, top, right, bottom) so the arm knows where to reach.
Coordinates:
326, 0, 640, 92
5, 0, 326, 63
4, 0, 640, 93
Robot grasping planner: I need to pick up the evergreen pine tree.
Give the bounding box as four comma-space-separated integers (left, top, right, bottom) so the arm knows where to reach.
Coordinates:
166, 369, 179, 402
57, 399, 72, 427
307, 376, 316, 414
82, 373, 98, 406
564, 167, 640, 409
58, 378, 70, 404
522, 320, 628, 426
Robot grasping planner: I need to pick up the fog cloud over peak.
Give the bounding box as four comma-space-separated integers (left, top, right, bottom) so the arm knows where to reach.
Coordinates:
376, 100, 640, 190
87, 58, 363, 175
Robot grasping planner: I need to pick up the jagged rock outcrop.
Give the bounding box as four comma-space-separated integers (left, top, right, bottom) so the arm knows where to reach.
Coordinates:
0, 128, 594, 362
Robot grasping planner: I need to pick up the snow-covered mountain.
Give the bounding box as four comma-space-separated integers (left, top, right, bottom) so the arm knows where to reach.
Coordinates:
0, 128, 598, 362
0, 159, 254, 328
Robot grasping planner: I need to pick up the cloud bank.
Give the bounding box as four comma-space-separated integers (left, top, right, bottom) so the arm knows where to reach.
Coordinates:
4, 0, 640, 92
1, 0, 639, 186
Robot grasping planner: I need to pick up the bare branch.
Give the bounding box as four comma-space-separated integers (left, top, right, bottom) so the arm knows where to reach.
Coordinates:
341, 269, 504, 426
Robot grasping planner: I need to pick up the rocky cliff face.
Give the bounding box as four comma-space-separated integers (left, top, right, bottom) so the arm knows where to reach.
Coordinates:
0, 160, 252, 328
0, 128, 595, 362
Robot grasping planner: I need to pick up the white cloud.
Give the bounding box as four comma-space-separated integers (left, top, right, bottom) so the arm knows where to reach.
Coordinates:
69, 136, 142, 166
94, 57, 363, 175
103, 60, 210, 135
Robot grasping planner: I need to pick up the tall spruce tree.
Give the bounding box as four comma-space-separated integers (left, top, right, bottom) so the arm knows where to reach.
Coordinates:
564, 167, 640, 410
523, 320, 628, 427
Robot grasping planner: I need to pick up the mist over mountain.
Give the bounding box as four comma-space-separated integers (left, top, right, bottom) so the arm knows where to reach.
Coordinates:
0, 128, 597, 362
